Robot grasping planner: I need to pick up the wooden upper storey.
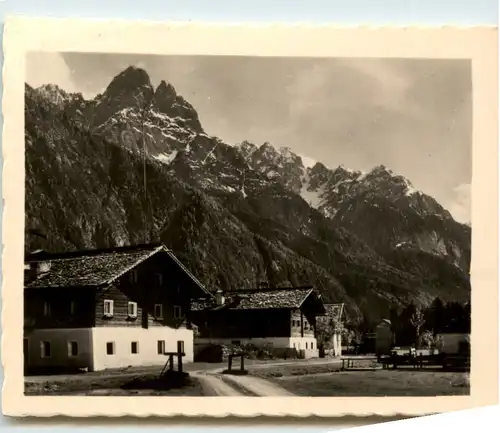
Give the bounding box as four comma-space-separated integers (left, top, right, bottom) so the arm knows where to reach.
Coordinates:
24, 244, 211, 330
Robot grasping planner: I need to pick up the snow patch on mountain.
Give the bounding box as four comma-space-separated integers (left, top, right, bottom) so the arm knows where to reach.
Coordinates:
403, 179, 418, 196
300, 187, 324, 209
298, 154, 318, 169
154, 150, 178, 165
299, 169, 324, 209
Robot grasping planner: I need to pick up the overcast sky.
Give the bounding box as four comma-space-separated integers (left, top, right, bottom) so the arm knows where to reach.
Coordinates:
26, 53, 472, 224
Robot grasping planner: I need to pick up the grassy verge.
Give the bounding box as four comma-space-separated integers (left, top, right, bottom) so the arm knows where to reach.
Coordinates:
219, 375, 259, 396
268, 370, 470, 396
249, 362, 342, 378
24, 372, 206, 396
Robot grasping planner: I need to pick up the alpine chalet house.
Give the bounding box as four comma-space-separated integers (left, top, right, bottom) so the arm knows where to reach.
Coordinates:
190, 286, 326, 359
23, 244, 211, 372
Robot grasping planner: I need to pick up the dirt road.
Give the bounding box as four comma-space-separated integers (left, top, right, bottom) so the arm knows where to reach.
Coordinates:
191, 372, 244, 396
220, 373, 295, 396
191, 363, 299, 396
26, 358, 341, 397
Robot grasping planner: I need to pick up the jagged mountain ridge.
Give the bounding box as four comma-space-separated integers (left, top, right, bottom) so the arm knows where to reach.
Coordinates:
24, 66, 471, 325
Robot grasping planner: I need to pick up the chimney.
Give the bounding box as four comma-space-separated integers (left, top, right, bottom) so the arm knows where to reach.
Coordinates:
215, 289, 225, 306
25, 260, 51, 281
25, 262, 38, 281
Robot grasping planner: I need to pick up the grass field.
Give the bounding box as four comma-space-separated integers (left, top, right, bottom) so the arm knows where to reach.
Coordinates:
24, 368, 208, 396
267, 369, 470, 396
24, 358, 469, 396
249, 362, 343, 378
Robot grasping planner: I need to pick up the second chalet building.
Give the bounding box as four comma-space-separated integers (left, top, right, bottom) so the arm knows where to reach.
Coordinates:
191, 286, 327, 359
23, 244, 211, 372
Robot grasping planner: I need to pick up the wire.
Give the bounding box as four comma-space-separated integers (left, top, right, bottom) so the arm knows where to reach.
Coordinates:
141, 101, 148, 243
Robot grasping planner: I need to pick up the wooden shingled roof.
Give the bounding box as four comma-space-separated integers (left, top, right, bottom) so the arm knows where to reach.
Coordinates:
316, 303, 345, 328
24, 243, 210, 296
191, 286, 326, 313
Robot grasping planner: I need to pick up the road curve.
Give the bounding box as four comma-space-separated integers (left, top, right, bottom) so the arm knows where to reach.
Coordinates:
191, 371, 244, 396
221, 373, 294, 396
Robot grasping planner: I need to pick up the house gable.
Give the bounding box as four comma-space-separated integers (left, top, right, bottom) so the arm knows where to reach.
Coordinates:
24, 244, 211, 331
317, 303, 345, 332
24, 243, 210, 297
192, 286, 325, 313
191, 286, 326, 340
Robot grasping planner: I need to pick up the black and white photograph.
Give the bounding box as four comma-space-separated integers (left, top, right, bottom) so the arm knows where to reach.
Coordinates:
2, 19, 497, 418
22, 52, 473, 398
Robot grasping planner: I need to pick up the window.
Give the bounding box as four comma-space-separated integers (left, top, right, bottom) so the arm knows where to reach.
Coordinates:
68, 341, 78, 357
293, 343, 296, 349
131, 342, 139, 354
177, 340, 185, 354
157, 340, 165, 355
154, 304, 163, 319
41, 341, 51, 358
43, 301, 51, 317
311, 342, 314, 350
127, 301, 138, 318
173, 305, 183, 319
157, 273, 163, 285
306, 342, 308, 350
106, 342, 115, 355
129, 270, 138, 284
103, 300, 114, 317
304, 322, 309, 330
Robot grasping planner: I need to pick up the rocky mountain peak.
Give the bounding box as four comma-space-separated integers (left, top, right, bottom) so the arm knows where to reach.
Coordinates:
368, 164, 393, 177
331, 165, 362, 181
309, 162, 329, 174
152, 80, 177, 112
157, 80, 177, 96
108, 66, 153, 95
92, 66, 155, 126
237, 141, 258, 159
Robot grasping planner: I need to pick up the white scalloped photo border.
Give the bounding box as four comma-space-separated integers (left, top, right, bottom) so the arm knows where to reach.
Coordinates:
2, 17, 498, 418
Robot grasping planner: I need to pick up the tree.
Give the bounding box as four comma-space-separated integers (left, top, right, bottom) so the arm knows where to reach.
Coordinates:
428, 297, 445, 333
410, 307, 426, 348
397, 302, 417, 346
315, 317, 337, 349
341, 328, 357, 348
419, 330, 443, 353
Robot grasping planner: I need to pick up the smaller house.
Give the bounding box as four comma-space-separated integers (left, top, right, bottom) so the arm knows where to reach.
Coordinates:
375, 319, 394, 358
316, 303, 345, 357
191, 286, 326, 359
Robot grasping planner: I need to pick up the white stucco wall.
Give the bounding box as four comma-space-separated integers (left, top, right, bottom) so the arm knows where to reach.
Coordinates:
290, 336, 319, 358
196, 336, 319, 359
332, 332, 342, 357
91, 326, 194, 371
323, 332, 342, 357
24, 328, 94, 370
